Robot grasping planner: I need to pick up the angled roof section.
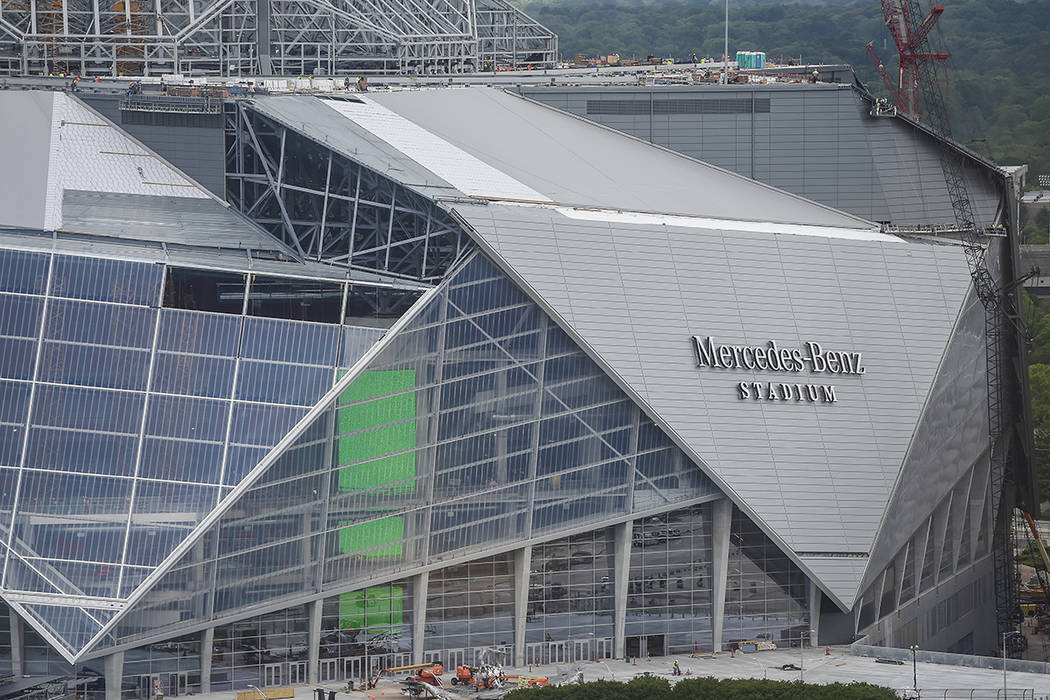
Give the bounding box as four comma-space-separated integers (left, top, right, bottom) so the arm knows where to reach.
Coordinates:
367, 87, 874, 228
248, 95, 461, 200
253, 88, 875, 230
0, 91, 283, 254
454, 202, 973, 609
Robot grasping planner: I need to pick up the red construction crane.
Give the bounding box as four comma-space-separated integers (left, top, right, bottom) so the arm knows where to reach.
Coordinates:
866, 0, 950, 120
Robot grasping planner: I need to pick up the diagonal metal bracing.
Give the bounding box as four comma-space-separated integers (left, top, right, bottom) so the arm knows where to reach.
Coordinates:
226, 104, 471, 282
0, 0, 554, 75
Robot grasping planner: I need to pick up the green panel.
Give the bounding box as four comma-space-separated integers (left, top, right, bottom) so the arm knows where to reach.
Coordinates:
336, 370, 417, 494
338, 515, 405, 557
339, 585, 405, 631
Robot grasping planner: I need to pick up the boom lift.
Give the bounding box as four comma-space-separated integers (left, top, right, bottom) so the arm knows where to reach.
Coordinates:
362, 662, 443, 690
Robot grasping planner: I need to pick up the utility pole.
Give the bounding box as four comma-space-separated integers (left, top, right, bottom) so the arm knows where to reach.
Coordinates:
799, 630, 814, 683
722, 0, 729, 85
1041, 175, 1050, 244
1002, 632, 1009, 699
909, 645, 918, 693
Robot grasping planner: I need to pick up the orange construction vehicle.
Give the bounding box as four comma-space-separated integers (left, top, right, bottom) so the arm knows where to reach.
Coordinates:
451, 665, 479, 686
365, 662, 443, 690
504, 675, 548, 689
451, 664, 504, 690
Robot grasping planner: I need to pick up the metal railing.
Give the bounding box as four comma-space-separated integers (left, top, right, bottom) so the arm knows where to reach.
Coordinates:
119, 95, 222, 114
904, 691, 1036, 699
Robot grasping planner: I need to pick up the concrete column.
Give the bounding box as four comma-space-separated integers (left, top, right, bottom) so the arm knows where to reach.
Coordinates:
613, 520, 633, 659
512, 546, 532, 667
711, 498, 733, 653
104, 651, 124, 700
308, 599, 322, 683
10, 609, 24, 678
200, 627, 214, 694
412, 572, 429, 665
808, 580, 822, 647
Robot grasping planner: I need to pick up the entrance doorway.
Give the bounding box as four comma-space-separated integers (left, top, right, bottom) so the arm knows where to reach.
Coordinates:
288, 662, 307, 685
548, 641, 566, 664
572, 639, 590, 663
646, 635, 665, 657
444, 649, 467, 669
625, 636, 641, 659
263, 663, 282, 687
525, 643, 543, 666
319, 659, 338, 682
596, 637, 612, 660
138, 673, 188, 699
344, 657, 362, 685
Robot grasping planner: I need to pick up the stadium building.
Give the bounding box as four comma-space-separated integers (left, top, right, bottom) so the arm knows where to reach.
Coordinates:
0, 79, 1032, 700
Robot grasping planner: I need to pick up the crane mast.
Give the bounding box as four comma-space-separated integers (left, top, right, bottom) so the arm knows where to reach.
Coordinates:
874, 0, 1017, 639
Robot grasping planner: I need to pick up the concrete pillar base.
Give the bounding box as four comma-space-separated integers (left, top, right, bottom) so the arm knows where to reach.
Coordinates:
104, 651, 124, 700
200, 627, 214, 694
513, 547, 532, 667
412, 572, 429, 665
613, 520, 633, 659
711, 498, 733, 653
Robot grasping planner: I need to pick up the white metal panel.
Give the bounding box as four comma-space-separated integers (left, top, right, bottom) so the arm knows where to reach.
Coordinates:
321, 96, 553, 203
799, 557, 869, 610
52, 94, 209, 202
553, 206, 898, 243
458, 202, 974, 606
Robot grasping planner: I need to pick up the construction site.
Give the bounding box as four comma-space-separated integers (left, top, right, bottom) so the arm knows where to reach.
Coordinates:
0, 0, 1044, 699
0, 0, 557, 76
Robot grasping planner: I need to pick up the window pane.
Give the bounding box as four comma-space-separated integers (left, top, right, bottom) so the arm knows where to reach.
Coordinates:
51, 255, 162, 306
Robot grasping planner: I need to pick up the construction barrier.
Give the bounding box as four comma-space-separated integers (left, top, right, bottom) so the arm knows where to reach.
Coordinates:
237, 688, 294, 700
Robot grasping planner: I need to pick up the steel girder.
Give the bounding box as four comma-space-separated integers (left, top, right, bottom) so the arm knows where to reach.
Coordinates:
225, 102, 472, 284
0, 0, 555, 76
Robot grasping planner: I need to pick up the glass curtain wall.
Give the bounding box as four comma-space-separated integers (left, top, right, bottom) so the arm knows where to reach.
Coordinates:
426, 554, 514, 658
525, 528, 615, 663
723, 507, 810, 648
123, 633, 203, 700
625, 504, 714, 657
0, 247, 390, 657
104, 251, 718, 654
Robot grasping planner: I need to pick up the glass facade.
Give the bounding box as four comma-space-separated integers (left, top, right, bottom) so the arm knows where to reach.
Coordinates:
104, 251, 717, 655
427, 554, 514, 653
0, 245, 819, 684
626, 505, 714, 657
525, 529, 615, 663
0, 248, 390, 658
723, 508, 810, 648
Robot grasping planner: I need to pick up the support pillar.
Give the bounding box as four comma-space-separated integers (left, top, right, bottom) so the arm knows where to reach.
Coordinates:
613, 520, 633, 659
104, 651, 124, 700
308, 599, 322, 683
512, 546, 532, 667
10, 609, 23, 677
808, 580, 822, 647
412, 572, 429, 665
200, 627, 213, 694
711, 498, 733, 653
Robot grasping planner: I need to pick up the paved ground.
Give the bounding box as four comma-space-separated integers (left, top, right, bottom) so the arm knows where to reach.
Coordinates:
191, 646, 1050, 700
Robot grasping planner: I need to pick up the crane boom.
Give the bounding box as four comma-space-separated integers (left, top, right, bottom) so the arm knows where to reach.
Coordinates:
894, 0, 1017, 638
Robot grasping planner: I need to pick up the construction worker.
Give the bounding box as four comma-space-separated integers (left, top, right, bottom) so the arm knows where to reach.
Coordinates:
671, 660, 681, 676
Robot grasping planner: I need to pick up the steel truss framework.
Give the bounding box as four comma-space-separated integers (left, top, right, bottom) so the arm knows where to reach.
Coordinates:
225, 102, 472, 285
0, 0, 556, 76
